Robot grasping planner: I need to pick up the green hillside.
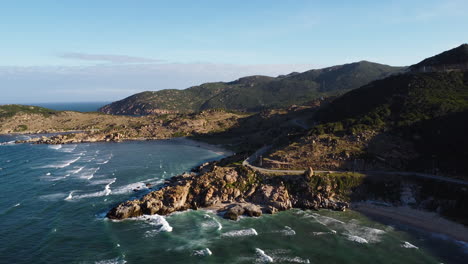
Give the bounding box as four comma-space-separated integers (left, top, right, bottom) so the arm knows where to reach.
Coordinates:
409, 43, 468, 72
314, 71, 468, 133
262, 44, 468, 177
99, 61, 402, 115
0, 105, 57, 118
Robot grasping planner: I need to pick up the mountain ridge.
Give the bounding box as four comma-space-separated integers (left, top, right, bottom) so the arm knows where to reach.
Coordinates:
99, 61, 403, 115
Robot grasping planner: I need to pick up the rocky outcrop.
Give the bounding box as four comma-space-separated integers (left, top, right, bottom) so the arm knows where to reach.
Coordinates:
107, 161, 353, 220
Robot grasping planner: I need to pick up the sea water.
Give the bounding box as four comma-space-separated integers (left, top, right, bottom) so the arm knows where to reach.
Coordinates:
0, 135, 467, 264
29, 102, 109, 112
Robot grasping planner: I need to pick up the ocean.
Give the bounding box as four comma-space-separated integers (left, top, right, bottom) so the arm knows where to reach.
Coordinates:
29, 102, 110, 112
0, 135, 467, 264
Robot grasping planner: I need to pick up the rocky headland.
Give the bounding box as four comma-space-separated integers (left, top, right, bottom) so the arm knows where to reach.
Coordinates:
107, 154, 468, 235
106, 158, 350, 221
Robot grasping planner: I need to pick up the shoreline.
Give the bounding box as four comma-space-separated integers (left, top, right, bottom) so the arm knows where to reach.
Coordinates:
2, 132, 235, 157
169, 137, 235, 157
352, 202, 468, 243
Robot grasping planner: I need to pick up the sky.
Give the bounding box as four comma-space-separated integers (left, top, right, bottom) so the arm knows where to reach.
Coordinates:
0, 0, 467, 103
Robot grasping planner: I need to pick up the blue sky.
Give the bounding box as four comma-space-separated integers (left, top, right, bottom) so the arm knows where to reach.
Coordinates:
1, 0, 467, 103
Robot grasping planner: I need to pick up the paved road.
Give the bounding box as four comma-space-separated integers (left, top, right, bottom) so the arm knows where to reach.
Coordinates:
242, 145, 468, 185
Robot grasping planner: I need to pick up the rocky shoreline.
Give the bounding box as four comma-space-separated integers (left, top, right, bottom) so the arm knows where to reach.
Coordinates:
107, 159, 350, 221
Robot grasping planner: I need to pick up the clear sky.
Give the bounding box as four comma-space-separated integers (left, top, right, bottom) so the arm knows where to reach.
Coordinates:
1, 0, 467, 103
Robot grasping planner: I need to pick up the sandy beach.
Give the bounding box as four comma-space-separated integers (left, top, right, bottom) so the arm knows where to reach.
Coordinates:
352, 202, 468, 243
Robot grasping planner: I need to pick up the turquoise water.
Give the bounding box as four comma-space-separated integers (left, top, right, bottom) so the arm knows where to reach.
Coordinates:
29, 102, 109, 112
0, 135, 467, 264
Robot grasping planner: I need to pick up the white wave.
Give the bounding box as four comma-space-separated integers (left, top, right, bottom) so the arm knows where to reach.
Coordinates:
255, 248, 273, 263
275, 257, 310, 263
67, 178, 116, 200
40, 193, 68, 201
346, 235, 368, 244
202, 214, 223, 231
78, 167, 100, 180
312, 230, 336, 236
94, 257, 127, 264
222, 228, 258, 237
192, 248, 212, 257
13, 203, 21, 207
60, 145, 77, 153
90, 178, 118, 185
65, 191, 75, 200
137, 214, 173, 235
69, 166, 84, 174
343, 219, 385, 243
308, 213, 345, 226
42, 156, 81, 169
48, 144, 62, 150
401, 241, 418, 249
104, 178, 116, 196
0, 141, 15, 146
282, 226, 296, 236
97, 160, 109, 164
111, 181, 149, 195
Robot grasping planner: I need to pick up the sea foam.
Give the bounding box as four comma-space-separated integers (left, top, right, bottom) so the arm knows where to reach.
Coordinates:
222, 228, 258, 237
401, 241, 418, 249
192, 248, 213, 257
255, 248, 274, 263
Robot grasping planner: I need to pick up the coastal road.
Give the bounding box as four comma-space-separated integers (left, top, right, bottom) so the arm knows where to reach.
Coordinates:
242, 146, 468, 186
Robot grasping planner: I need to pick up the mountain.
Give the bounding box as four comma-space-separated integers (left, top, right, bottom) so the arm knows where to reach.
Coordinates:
409, 44, 468, 72
262, 44, 468, 178
99, 61, 402, 115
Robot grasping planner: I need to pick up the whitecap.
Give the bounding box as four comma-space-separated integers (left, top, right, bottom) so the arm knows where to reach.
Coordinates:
111, 181, 149, 195
255, 248, 273, 263
222, 228, 258, 237
202, 214, 223, 231
94, 257, 127, 264
42, 156, 81, 169
275, 257, 310, 263
67, 178, 115, 200
13, 203, 21, 207
0, 141, 15, 146
104, 178, 116, 196
282, 226, 296, 236
65, 191, 75, 200
48, 144, 62, 150
192, 248, 212, 257
69, 166, 84, 174
346, 235, 368, 244
40, 193, 68, 201
77, 167, 100, 180
401, 241, 418, 249
60, 145, 77, 153
312, 230, 336, 236
135, 214, 173, 235
343, 220, 385, 243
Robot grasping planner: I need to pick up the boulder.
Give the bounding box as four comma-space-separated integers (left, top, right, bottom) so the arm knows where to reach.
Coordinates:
243, 204, 262, 217
223, 204, 245, 220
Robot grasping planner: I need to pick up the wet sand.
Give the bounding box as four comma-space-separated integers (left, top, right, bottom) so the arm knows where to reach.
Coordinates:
352, 202, 468, 243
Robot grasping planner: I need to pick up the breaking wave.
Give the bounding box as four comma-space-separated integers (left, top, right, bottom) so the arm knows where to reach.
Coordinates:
222, 228, 258, 237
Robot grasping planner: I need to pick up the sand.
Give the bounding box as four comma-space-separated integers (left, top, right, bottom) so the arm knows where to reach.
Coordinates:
352, 202, 468, 243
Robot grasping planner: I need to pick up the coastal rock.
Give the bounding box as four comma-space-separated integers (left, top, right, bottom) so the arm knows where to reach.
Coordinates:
222, 203, 262, 220
107, 160, 351, 221
223, 204, 245, 220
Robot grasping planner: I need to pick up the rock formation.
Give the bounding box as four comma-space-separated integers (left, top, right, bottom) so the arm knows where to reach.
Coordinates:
107, 161, 350, 220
